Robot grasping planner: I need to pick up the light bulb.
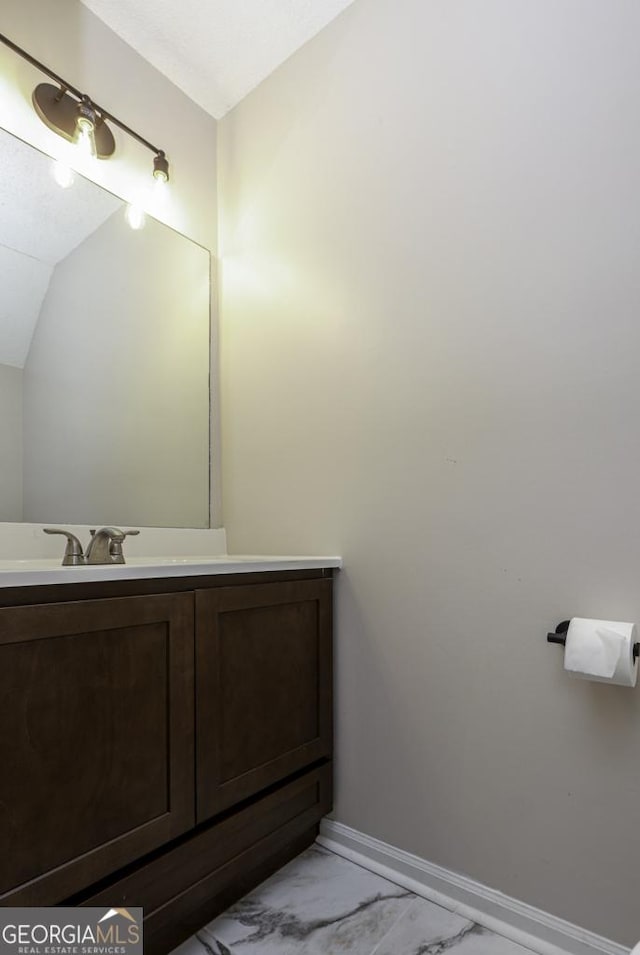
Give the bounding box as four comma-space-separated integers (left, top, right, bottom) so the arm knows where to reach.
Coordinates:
153, 152, 170, 185
52, 159, 74, 189
74, 97, 97, 160
75, 119, 97, 160
126, 203, 146, 231
153, 173, 168, 201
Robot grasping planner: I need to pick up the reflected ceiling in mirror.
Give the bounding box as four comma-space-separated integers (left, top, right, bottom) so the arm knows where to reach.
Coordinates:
0, 126, 210, 528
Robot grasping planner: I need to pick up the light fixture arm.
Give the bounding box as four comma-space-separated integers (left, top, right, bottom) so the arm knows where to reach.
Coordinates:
0, 31, 169, 176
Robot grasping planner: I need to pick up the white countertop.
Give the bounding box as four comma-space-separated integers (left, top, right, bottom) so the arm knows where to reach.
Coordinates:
0, 555, 342, 588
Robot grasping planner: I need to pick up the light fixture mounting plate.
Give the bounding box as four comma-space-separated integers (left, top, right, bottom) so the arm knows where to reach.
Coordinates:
32, 83, 116, 159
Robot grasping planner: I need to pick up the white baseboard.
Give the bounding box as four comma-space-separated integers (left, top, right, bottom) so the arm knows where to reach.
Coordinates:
317, 820, 630, 955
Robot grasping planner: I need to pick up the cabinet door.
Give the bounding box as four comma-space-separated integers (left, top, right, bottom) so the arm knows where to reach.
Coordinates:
196, 579, 332, 821
0, 592, 195, 904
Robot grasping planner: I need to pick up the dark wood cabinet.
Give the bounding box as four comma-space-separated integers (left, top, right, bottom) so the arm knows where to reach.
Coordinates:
196, 579, 332, 819
0, 593, 195, 905
0, 569, 334, 955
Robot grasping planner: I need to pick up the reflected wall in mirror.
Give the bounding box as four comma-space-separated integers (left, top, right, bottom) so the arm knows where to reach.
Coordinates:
0, 126, 210, 528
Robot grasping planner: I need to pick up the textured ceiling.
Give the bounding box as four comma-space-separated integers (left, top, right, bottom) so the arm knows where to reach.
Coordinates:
0, 130, 121, 367
78, 0, 356, 119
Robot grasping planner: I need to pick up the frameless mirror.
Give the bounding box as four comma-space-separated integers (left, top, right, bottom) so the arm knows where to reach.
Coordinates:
0, 126, 210, 528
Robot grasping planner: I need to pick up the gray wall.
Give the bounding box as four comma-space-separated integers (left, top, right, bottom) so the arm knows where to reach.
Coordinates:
0, 364, 22, 521
23, 212, 210, 527
219, 0, 640, 944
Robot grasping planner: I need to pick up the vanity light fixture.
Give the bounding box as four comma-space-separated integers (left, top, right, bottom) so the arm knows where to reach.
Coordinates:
0, 32, 170, 184
153, 152, 170, 183
32, 83, 114, 159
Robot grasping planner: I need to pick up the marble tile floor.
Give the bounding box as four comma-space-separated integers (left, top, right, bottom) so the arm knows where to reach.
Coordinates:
170, 843, 541, 955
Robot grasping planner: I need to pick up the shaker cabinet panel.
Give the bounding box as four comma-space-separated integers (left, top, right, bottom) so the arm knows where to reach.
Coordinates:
0, 593, 195, 904
196, 579, 332, 821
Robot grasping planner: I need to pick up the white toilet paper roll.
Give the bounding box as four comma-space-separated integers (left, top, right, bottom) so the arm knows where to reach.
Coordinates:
564, 617, 638, 687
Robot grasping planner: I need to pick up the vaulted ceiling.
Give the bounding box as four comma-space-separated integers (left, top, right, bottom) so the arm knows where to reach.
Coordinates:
79, 0, 356, 119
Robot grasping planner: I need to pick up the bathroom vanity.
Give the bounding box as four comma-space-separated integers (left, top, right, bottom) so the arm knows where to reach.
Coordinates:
0, 557, 338, 953
0, 66, 337, 950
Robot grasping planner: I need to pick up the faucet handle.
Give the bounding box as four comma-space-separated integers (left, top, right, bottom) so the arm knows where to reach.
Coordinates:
109, 528, 140, 564
43, 528, 85, 566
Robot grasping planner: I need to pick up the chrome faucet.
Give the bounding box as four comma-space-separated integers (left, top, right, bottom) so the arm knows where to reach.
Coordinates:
44, 527, 140, 565
43, 528, 85, 566
85, 527, 140, 564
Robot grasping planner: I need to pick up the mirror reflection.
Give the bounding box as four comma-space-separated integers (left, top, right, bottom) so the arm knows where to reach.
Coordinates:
0, 127, 210, 528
